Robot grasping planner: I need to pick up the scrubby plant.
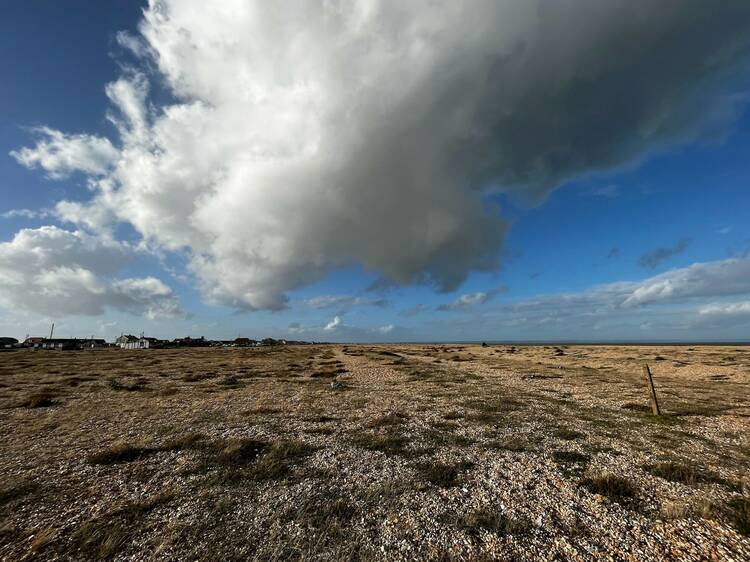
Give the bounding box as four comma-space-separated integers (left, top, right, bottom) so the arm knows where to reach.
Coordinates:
580, 474, 637, 503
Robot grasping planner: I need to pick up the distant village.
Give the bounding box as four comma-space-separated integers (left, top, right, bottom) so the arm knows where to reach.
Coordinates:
0, 333, 315, 351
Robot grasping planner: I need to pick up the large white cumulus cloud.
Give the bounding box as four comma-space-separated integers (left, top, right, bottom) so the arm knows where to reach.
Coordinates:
0, 226, 184, 318
12, 0, 750, 310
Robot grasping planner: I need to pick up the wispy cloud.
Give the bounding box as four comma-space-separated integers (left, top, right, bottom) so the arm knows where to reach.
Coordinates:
505, 257, 750, 313
422, 257, 750, 338
115, 30, 151, 59
399, 304, 431, 317
638, 238, 690, 269
583, 184, 620, 198
699, 301, 750, 317
695, 300, 750, 328
437, 287, 507, 311
0, 208, 53, 220
304, 295, 388, 312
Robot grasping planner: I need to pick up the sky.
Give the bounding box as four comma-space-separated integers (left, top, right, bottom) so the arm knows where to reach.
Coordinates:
1, 0, 750, 343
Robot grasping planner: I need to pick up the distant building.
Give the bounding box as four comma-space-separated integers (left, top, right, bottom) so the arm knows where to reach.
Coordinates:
234, 337, 257, 347
115, 334, 138, 348
22, 336, 45, 348
173, 336, 209, 347
121, 337, 165, 350
0, 337, 18, 349
79, 338, 108, 349
38, 339, 80, 351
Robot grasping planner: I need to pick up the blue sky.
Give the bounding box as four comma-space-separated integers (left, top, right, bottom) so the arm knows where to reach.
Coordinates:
1, 1, 750, 342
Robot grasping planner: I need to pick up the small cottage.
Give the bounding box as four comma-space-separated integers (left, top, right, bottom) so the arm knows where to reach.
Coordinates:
115, 334, 138, 348
121, 337, 165, 350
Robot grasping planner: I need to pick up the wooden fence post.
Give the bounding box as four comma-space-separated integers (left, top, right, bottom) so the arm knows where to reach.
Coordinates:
642, 363, 661, 416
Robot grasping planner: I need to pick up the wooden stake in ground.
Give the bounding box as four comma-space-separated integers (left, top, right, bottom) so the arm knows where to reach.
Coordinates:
642, 363, 661, 416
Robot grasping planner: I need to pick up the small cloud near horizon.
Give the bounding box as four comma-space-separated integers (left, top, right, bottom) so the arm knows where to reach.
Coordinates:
437, 286, 507, 311
324, 315, 342, 331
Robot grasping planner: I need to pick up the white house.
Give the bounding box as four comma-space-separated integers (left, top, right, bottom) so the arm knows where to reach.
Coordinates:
121, 337, 164, 350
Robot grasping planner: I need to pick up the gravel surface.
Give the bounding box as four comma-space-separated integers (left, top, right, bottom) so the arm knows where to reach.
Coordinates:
0, 344, 748, 561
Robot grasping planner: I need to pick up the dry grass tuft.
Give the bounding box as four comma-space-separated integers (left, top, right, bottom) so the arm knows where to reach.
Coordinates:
0, 479, 39, 507
18, 391, 57, 408
354, 432, 409, 456
362, 479, 410, 502
250, 440, 316, 480
659, 498, 718, 521
459, 508, 532, 536
217, 374, 242, 388
643, 461, 730, 487
108, 378, 147, 391
182, 372, 218, 382
486, 437, 528, 452
464, 397, 522, 414
580, 474, 637, 504
71, 493, 173, 559
643, 461, 698, 485
162, 432, 204, 451
287, 496, 356, 529
215, 439, 268, 465
417, 460, 473, 488
87, 441, 154, 465
728, 497, 750, 536
553, 428, 585, 440
243, 405, 281, 415
205, 439, 315, 482
552, 450, 590, 465
28, 527, 58, 554
621, 402, 650, 413
365, 412, 408, 428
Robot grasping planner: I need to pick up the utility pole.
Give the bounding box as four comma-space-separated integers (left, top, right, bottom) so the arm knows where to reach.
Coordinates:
49, 323, 55, 339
